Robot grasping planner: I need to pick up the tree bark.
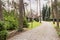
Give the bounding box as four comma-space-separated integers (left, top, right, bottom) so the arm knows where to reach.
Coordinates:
51, 0, 55, 24
0, 0, 3, 21
54, 0, 59, 27
39, 0, 41, 23
23, 3, 25, 17
37, 0, 38, 21
18, 0, 24, 31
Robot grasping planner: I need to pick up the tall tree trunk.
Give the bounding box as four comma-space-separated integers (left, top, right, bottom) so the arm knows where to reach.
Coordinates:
0, 0, 3, 20
7, 0, 10, 15
24, 3, 28, 16
54, 0, 59, 27
39, 0, 41, 23
12, 0, 17, 17
30, 0, 32, 17
37, 0, 38, 18
51, 0, 55, 24
19, 0, 24, 31
12, 0, 19, 18
23, 3, 25, 17
25, 6, 28, 15
29, 0, 33, 28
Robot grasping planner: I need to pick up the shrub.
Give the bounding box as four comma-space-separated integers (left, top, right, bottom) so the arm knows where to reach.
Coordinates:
4, 16, 18, 30
57, 32, 60, 36
0, 21, 8, 40
29, 18, 33, 22
56, 27, 60, 37
3, 10, 18, 30
0, 21, 5, 31
23, 18, 29, 28
34, 18, 39, 22
0, 30, 8, 40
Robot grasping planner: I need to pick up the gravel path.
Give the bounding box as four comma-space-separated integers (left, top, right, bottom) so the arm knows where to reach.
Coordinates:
8, 21, 60, 40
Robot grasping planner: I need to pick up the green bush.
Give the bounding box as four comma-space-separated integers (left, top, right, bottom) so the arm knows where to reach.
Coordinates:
0, 30, 8, 40
4, 16, 18, 30
34, 18, 39, 22
55, 27, 60, 37
3, 9, 18, 30
0, 21, 5, 31
0, 21, 8, 40
3, 9, 29, 30
23, 18, 29, 28
57, 32, 60, 36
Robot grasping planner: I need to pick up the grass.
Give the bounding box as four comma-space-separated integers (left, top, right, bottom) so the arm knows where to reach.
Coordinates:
28, 21, 41, 29
55, 26, 60, 37
52, 22, 60, 37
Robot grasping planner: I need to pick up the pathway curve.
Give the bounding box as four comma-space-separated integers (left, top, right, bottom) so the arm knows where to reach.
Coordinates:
8, 21, 60, 40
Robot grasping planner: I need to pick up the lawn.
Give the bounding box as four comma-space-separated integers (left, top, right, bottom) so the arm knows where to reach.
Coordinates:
28, 21, 41, 29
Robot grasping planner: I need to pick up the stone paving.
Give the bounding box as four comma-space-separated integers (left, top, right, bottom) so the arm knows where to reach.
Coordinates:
8, 21, 60, 40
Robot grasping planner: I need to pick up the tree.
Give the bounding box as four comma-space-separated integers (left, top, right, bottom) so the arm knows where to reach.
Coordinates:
23, 3, 25, 17
28, 0, 33, 28
24, 2, 28, 16
47, 7, 51, 21
39, 0, 41, 23
37, 0, 38, 17
51, 0, 55, 24
42, 5, 47, 21
0, 0, 3, 20
12, 0, 18, 17
45, 5, 50, 21
54, 0, 59, 27
42, 5, 51, 21
42, 5, 46, 21
7, 0, 10, 15
35, 0, 40, 22
36, 0, 39, 22
18, 0, 24, 31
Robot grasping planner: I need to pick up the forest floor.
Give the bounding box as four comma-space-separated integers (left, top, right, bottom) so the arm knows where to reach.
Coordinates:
8, 21, 60, 40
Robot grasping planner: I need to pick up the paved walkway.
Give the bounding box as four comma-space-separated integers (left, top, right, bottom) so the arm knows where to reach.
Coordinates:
8, 21, 60, 40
